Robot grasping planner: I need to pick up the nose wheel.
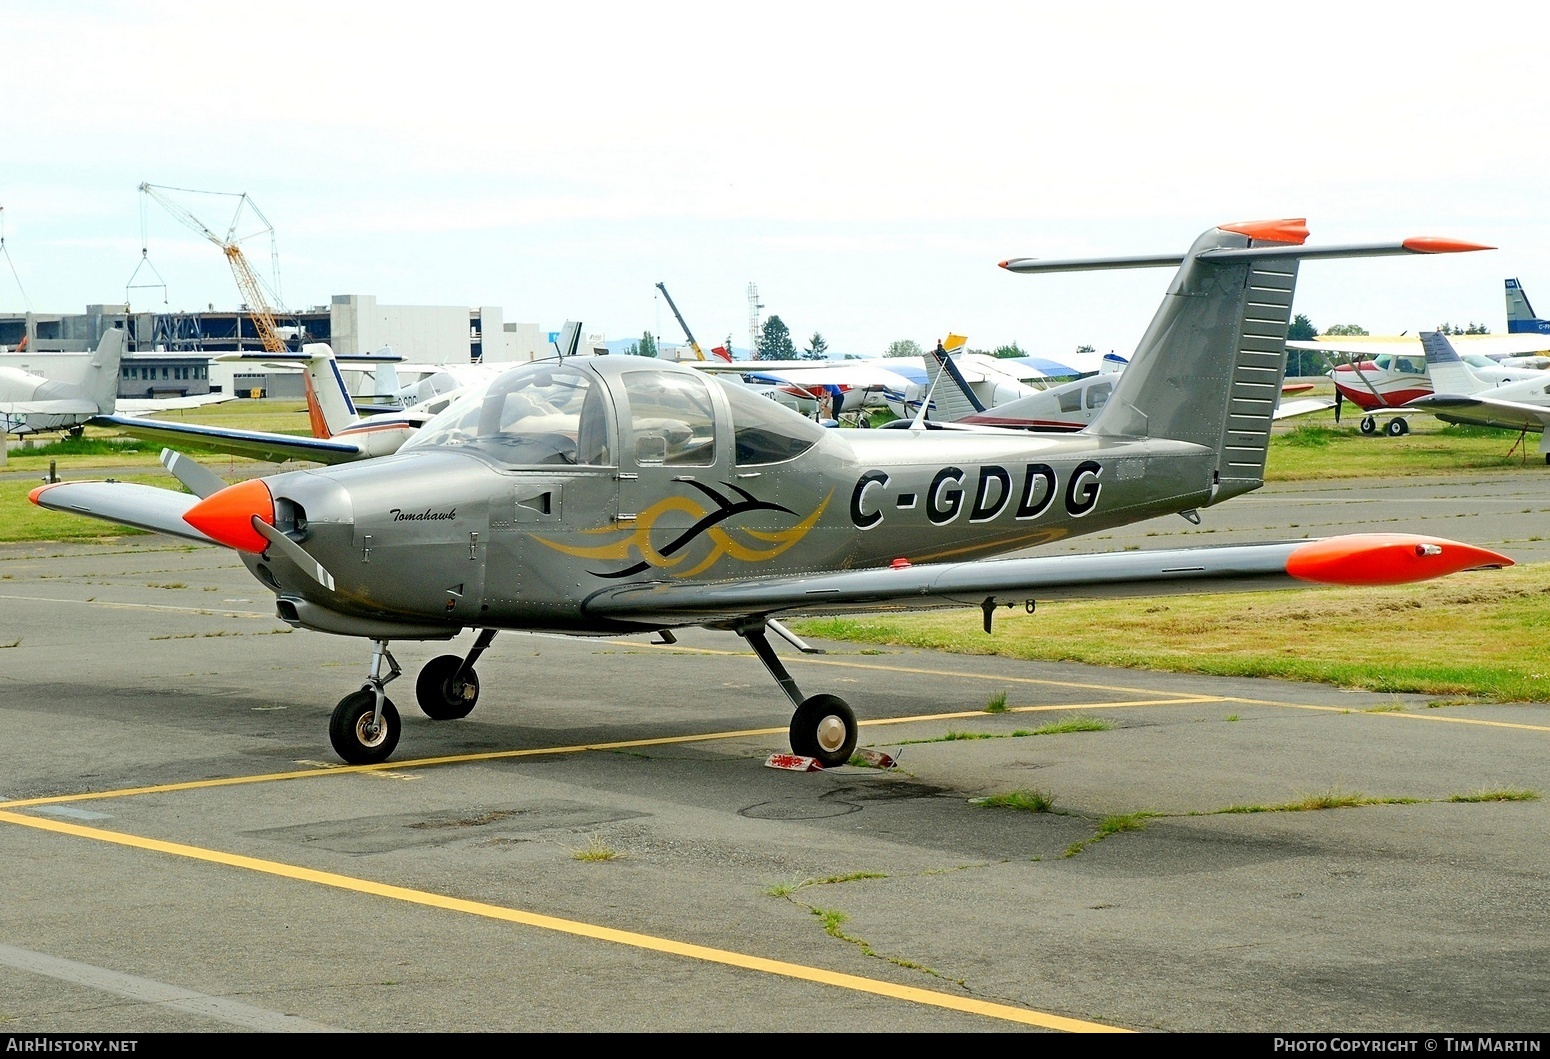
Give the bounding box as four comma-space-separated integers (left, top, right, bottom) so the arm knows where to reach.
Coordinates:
330, 689, 401, 764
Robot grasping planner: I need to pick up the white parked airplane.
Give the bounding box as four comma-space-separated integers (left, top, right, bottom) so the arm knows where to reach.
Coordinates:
96, 344, 451, 464
1404, 331, 1550, 462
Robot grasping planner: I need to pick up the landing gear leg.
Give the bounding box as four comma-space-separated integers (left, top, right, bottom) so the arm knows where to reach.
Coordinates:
330, 638, 402, 764
739, 622, 857, 768
416, 628, 496, 720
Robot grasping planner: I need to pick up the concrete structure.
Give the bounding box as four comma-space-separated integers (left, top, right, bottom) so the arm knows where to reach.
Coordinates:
1, 298, 562, 399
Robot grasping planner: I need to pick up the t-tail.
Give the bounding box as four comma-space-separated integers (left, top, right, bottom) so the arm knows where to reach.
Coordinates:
1504, 278, 1550, 336
1419, 331, 1486, 395
1001, 219, 1490, 505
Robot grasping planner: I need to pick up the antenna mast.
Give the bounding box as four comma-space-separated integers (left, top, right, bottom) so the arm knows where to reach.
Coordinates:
747, 282, 763, 356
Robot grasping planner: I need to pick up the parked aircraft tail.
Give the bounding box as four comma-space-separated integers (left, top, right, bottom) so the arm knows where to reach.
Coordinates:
1504, 278, 1550, 336
1419, 331, 1486, 395
1001, 219, 1489, 504
83, 328, 127, 414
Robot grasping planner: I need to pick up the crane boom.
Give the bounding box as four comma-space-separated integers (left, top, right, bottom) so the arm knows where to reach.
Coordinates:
655, 282, 705, 361
139, 183, 288, 354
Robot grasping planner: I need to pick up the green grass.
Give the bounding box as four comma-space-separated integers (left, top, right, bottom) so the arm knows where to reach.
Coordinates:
984, 690, 1008, 713
1447, 788, 1540, 803
1024, 716, 1112, 735
974, 789, 1056, 813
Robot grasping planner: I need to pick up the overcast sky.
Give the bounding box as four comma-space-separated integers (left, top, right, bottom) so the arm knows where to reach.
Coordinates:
4, 2, 1548, 358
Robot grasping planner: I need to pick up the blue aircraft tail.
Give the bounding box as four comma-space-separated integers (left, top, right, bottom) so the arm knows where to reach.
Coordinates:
1505, 279, 1550, 336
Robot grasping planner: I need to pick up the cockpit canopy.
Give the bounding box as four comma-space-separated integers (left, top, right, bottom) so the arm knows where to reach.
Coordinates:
401, 357, 827, 468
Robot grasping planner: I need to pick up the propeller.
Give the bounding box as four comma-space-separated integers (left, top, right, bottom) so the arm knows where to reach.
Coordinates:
251, 518, 336, 591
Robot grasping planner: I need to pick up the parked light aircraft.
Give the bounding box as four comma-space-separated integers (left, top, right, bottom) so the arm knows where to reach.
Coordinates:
1292, 278, 1550, 435
1, 329, 127, 436
32, 218, 1510, 767
1, 330, 240, 436
906, 340, 1325, 431
1404, 331, 1550, 462
95, 344, 446, 464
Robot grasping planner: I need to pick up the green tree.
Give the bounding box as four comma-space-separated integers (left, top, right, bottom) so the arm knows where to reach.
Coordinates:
1288, 314, 1317, 341
639, 331, 657, 358
885, 339, 922, 358
992, 342, 1025, 359
756, 315, 797, 360
1075, 343, 1096, 354
804, 332, 829, 360
1323, 323, 1369, 336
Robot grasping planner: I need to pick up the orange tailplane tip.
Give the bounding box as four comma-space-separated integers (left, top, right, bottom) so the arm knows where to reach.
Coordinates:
1219, 219, 1309, 245
182, 478, 275, 553
1286, 534, 1513, 586
1401, 236, 1496, 254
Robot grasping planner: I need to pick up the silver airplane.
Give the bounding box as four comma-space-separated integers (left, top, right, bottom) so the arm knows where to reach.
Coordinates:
31, 218, 1511, 767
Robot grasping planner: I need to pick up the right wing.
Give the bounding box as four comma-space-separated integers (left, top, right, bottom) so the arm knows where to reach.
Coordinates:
581, 536, 1512, 627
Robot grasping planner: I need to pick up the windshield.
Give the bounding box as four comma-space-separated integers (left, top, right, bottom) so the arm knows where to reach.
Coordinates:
402, 362, 611, 466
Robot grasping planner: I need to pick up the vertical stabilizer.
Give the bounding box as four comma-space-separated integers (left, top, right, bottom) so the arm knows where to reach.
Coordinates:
1083, 224, 1301, 504
923, 345, 987, 421
84, 328, 126, 414
1001, 220, 1491, 505
299, 344, 360, 439
1505, 278, 1550, 336
1419, 331, 1485, 395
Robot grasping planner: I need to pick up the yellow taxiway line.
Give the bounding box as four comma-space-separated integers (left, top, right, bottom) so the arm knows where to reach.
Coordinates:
0, 808, 1124, 1033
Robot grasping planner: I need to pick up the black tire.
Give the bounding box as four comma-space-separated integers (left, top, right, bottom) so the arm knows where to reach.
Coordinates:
1359, 416, 1377, 435
789, 694, 857, 768
1386, 417, 1409, 437
416, 654, 480, 720
329, 690, 401, 764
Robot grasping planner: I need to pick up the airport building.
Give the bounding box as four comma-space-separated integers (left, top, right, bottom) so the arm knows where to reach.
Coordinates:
0, 297, 555, 399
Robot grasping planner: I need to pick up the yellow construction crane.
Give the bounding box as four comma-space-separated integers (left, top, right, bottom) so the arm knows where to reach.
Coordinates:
138, 183, 288, 353
655, 282, 705, 360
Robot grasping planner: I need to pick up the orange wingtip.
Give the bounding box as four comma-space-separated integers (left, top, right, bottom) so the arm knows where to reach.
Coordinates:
1401, 237, 1496, 254
1219, 219, 1309, 245
1287, 534, 1513, 586
28, 482, 67, 505
182, 478, 274, 553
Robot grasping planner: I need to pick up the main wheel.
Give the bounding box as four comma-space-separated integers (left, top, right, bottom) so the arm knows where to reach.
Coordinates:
1386, 417, 1409, 436
416, 654, 480, 720
789, 694, 857, 769
1359, 416, 1377, 435
330, 690, 401, 764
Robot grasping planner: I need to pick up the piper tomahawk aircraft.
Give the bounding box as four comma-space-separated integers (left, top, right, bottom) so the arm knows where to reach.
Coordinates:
33, 219, 1512, 767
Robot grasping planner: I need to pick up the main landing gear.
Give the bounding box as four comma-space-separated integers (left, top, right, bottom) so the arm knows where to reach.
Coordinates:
328, 630, 500, 764
1359, 415, 1408, 436
739, 619, 858, 768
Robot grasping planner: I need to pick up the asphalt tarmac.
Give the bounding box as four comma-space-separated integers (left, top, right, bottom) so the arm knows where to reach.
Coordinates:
0, 473, 1546, 1033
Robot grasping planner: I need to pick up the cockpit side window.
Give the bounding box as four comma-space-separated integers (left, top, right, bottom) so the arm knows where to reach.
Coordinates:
715, 378, 826, 465
404, 363, 612, 467
622, 369, 717, 466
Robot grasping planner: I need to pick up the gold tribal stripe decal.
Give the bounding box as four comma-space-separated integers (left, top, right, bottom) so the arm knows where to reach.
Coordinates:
537, 481, 832, 578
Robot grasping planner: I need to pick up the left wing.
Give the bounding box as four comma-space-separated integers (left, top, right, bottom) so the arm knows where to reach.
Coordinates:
116, 393, 239, 413
581, 535, 1511, 627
